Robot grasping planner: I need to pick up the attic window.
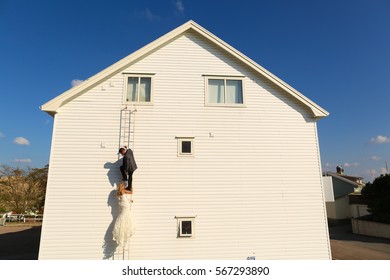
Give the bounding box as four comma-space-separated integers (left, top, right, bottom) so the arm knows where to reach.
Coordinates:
205, 76, 244, 106
123, 75, 153, 103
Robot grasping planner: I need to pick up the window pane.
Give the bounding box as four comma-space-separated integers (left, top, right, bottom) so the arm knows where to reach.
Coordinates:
127, 77, 138, 102
226, 80, 243, 104
139, 77, 151, 102
181, 221, 192, 234
208, 79, 225, 103
181, 141, 192, 154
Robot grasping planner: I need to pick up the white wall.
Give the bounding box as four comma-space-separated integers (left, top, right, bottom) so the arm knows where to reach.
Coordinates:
350, 204, 369, 218
325, 202, 336, 220
322, 176, 335, 202
39, 31, 330, 259
326, 196, 351, 220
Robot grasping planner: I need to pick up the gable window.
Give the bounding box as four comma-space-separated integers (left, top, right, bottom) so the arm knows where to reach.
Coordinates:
176, 137, 194, 157
206, 77, 244, 106
124, 75, 153, 103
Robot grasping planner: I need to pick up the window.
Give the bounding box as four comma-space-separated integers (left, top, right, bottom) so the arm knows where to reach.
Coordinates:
180, 221, 192, 236
177, 137, 194, 157
175, 216, 196, 238
206, 77, 244, 106
123, 75, 152, 103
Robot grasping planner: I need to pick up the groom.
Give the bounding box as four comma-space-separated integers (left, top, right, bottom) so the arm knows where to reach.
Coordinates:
118, 146, 138, 192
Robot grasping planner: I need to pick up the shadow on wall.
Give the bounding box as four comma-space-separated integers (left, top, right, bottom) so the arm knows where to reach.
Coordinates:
104, 160, 123, 187
102, 159, 122, 259
102, 189, 119, 259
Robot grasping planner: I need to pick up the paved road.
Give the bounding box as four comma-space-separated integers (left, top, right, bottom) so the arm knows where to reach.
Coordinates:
0, 225, 41, 260
329, 223, 390, 260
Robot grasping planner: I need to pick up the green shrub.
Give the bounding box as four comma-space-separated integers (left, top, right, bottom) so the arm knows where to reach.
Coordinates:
361, 174, 390, 224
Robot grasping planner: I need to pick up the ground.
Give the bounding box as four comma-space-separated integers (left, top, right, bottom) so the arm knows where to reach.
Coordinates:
1, 221, 390, 259
329, 221, 390, 260
0, 223, 42, 260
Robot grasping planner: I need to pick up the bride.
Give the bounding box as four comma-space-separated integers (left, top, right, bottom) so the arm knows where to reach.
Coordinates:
112, 182, 134, 248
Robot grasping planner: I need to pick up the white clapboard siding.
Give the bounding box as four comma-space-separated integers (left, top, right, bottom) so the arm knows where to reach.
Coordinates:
39, 29, 330, 259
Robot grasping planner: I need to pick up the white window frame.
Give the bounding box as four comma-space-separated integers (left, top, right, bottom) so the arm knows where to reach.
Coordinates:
205, 76, 245, 107
175, 216, 196, 238
176, 137, 195, 157
123, 74, 154, 105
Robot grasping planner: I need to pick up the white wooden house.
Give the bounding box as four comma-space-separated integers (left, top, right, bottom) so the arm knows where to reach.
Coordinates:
40, 21, 331, 259
323, 171, 367, 220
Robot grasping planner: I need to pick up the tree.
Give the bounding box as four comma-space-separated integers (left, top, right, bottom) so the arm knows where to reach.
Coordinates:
361, 174, 390, 224
0, 165, 48, 213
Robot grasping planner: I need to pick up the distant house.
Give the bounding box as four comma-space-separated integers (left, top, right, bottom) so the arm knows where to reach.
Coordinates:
323, 170, 366, 220
40, 21, 331, 259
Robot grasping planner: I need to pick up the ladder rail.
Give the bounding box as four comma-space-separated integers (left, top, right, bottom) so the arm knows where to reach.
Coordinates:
116, 107, 137, 260
119, 107, 136, 152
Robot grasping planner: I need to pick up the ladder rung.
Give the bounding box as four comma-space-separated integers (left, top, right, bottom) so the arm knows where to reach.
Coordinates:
119, 108, 135, 150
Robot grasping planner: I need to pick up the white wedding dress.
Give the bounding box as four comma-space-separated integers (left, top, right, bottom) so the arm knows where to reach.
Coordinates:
112, 194, 134, 248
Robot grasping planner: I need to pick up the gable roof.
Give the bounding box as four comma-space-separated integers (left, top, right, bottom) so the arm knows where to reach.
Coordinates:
324, 172, 362, 187
41, 20, 329, 118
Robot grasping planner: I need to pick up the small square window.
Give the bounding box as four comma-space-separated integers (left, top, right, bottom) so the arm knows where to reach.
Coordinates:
176, 216, 196, 238
181, 141, 192, 154
181, 221, 192, 235
177, 137, 194, 157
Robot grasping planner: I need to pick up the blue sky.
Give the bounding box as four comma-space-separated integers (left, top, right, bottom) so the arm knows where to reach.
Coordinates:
0, 0, 389, 182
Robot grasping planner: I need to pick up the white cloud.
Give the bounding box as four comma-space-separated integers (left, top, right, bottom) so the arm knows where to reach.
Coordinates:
71, 79, 84, 87
146, 9, 158, 21
13, 137, 30, 146
325, 162, 359, 172
175, 0, 185, 15
136, 8, 160, 21
14, 158, 32, 163
370, 155, 381, 161
370, 135, 390, 144
380, 167, 388, 174
0, 132, 4, 138
364, 169, 377, 179
343, 162, 359, 168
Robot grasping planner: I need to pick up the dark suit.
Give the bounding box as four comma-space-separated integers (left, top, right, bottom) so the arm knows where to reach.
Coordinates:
120, 148, 138, 191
